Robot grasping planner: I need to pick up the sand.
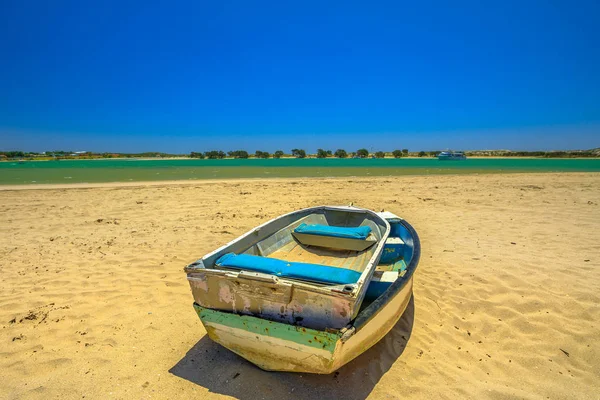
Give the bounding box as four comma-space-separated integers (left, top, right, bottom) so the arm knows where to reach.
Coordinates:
1, 173, 599, 399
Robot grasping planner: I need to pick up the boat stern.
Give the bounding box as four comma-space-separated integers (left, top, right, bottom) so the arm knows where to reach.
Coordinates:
193, 303, 343, 373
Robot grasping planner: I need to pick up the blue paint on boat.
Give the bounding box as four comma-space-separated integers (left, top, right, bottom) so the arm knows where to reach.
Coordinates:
379, 237, 404, 264
364, 216, 414, 302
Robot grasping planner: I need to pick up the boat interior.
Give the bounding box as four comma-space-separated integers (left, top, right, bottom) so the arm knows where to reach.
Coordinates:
201, 207, 390, 286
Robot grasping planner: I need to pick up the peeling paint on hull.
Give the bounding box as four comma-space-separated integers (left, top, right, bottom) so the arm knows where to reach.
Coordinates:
194, 277, 413, 374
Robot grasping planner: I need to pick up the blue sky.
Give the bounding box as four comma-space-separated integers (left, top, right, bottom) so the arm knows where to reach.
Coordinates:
1, 1, 598, 153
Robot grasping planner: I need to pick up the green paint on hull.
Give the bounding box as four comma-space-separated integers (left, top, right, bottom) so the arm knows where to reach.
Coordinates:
375, 258, 407, 273
193, 303, 340, 353
391, 259, 407, 273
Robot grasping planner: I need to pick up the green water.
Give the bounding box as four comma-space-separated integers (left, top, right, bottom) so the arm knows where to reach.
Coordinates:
1, 158, 599, 185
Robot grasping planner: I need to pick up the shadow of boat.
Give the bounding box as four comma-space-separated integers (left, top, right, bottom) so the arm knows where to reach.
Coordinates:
169, 296, 415, 400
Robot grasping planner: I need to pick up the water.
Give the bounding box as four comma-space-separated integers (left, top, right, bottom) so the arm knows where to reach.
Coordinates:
1, 158, 599, 185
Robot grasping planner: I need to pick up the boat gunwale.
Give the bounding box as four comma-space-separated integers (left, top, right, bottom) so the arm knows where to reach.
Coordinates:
351, 218, 420, 332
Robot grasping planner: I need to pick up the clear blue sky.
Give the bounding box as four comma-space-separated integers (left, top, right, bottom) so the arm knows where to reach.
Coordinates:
1, 1, 598, 153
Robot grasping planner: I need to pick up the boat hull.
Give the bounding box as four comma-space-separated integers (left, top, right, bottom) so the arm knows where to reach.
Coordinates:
193, 277, 413, 373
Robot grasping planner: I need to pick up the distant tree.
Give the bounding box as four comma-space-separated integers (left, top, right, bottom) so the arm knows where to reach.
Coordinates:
291, 149, 306, 158
316, 149, 328, 158
402, 149, 409, 156
273, 150, 284, 159
418, 151, 426, 157
190, 152, 205, 159
334, 149, 348, 158
255, 150, 270, 159
349, 152, 356, 158
4, 151, 25, 158
356, 148, 369, 158
326, 150, 332, 156
374, 151, 385, 158
204, 150, 226, 159
228, 150, 249, 159
392, 150, 403, 158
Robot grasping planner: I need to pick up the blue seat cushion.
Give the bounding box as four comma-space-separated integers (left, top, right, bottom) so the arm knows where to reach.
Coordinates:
216, 253, 361, 285
294, 223, 372, 240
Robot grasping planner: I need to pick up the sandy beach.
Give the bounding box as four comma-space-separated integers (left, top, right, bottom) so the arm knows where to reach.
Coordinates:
1, 173, 599, 399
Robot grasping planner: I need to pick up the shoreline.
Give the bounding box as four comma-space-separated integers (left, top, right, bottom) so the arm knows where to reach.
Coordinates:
0, 171, 597, 191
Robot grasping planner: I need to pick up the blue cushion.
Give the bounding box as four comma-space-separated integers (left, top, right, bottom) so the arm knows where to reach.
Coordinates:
216, 253, 361, 285
294, 223, 372, 240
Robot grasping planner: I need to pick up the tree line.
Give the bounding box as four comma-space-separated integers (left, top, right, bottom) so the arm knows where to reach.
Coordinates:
189, 148, 413, 159
191, 150, 286, 159
189, 148, 600, 159
0, 150, 180, 159
3, 148, 598, 160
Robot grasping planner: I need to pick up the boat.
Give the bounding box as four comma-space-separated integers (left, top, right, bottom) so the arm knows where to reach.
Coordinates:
438, 151, 466, 160
185, 206, 390, 331
185, 207, 420, 373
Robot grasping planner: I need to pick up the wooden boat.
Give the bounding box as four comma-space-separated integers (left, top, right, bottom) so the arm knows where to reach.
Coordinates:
185, 206, 390, 331
185, 209, 421, 373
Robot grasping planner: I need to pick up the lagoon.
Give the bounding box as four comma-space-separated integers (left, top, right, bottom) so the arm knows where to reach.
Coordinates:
1, 158, 599, 185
